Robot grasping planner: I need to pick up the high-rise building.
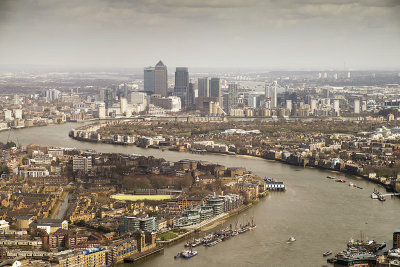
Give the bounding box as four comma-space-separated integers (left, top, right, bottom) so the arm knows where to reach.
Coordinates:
394, 232, 400, 249
120, 97, 127, 114
188, 82, 198, 107
333, 99, 340, 116
154, 60, 168, 97
73, 156, 92, 173
144, 67, 155, 92
354, 99, 360, 114
227, 83, 239, 113
198, 77, 210, 97
210, 78, 221, 103
105, 89, 113, 109
265, 81, 277, 108
174, 67, 189, 107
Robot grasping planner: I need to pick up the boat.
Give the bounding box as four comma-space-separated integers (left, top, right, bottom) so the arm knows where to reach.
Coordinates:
174, 253, 181, 259
181, 250, 198, 258
371, 192, 379, 199
335, 179, 346, 183
287, 236, 296, 243
377, 242, 386, 250
349, 182, 354, 187
323, 251, 332, 257
327, 176, 335, 179
378, 195, 386, 201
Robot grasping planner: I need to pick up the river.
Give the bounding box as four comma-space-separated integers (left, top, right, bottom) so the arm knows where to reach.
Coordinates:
1, 123, 399, 267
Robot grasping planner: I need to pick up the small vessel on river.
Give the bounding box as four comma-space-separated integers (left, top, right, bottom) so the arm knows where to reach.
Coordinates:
323, 251, 332, 257
287, 236, 296, 243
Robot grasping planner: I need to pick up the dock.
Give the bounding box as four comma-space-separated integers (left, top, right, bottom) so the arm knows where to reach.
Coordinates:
124, 246, 164, 264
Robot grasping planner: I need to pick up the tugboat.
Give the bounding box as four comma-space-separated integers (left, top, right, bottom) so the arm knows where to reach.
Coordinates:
323, 251, 332, 257
287, 236, 296, 243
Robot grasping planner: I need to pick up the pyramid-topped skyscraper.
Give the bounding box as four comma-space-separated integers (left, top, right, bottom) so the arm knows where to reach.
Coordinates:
154, 60, 168, 97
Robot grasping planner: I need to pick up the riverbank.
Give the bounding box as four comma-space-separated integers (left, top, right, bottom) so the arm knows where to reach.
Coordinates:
157, 203, 255, 247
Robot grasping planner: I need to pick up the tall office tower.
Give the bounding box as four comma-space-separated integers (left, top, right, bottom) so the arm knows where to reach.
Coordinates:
333, 99, 340, 116
210, 78, 221, 103
105, 89, 113, 109
347, 72, 351, 79
227, 83, 239, 112
144, 67, 155, 92
188, 82, 198, 106
323, 72, 328, 79
198, 77, 210, 97
333, 73, 338, 80
174, 67, 189, 107
361, 101, 367, 111
354, 99, 360, 114
154, 60, 168, 97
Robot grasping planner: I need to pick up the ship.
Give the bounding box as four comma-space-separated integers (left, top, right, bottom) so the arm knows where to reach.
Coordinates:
335, 179, 346, 183
326, 176, 335, 179
287, 236, 296, 243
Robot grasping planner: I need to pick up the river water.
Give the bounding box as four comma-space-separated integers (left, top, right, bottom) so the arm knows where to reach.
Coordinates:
1, 123, 400, 267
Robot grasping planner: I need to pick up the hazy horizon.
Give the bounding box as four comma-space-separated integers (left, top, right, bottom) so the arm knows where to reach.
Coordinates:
1, 0, 400, 70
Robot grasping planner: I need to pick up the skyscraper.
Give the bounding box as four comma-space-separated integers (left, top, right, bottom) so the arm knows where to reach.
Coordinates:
198, 77, 210, 97
265, 81, 277, 108
174, 67, 189, 107
187, 82, 197, 107
105, 89, 113, 109
227, 83, 238, 112
154, 60, 168, 97
144, 67, 155, 93
210, 78, 221, 103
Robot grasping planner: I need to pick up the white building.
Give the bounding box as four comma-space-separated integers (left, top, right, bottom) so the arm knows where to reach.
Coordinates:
354, 99, 360, 114
14, 109, 22, 119
4, 109, 12, 120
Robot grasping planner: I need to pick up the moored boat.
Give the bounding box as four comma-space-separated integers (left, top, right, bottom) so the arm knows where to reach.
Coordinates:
181, 250, 198, 258
323, 251, 332, 257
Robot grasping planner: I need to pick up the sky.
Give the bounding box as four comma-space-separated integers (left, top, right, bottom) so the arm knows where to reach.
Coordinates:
0, 0, 400, 70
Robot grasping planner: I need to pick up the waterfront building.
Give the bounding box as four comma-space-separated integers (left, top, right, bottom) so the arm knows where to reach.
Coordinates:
174, 67, 189, 107
206, 196, 224, 216
154, 60, 168, 97
120, 97, 127, 114
198, 77, 210, 97
52, 246, 106, 267
393, 232, 400, 249
144, 66, 155, 93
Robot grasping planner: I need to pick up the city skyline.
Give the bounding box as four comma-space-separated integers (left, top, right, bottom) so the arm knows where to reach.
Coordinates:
0, 0, 399, 70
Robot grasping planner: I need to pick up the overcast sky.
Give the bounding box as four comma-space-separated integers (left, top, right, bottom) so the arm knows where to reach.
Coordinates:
0, 0, 399, 70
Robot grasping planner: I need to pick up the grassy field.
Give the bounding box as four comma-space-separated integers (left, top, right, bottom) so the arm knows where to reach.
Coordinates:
111, 194, 172, 201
